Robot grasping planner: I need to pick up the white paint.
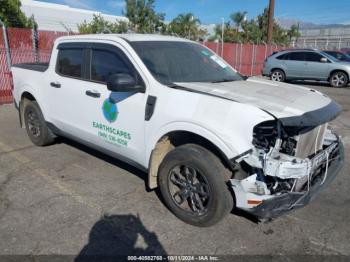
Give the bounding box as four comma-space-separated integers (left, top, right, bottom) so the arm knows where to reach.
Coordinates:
12, 34, 341, 192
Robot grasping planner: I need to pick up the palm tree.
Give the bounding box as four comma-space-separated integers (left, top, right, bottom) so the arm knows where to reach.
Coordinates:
169, 13, 200, 39
230, 11, 247, 31
287, 24, 300, 42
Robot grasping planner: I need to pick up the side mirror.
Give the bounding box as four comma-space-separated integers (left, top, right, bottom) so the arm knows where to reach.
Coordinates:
320, 57, 328, 63
107, 73, 144, 93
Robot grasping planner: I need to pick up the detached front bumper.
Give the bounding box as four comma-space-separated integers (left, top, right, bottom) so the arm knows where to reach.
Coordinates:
233, 139, 344, 220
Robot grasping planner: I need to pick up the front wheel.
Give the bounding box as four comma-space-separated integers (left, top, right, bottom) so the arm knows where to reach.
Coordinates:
270, 69, 286, 82
158, 144, 233, 227
330, 71, 348, 88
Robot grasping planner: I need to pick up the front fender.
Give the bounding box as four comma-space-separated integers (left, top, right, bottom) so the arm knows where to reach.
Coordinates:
145, 121, 237, 167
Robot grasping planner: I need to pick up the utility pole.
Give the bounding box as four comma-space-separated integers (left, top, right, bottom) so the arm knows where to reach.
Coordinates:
267, 0, 275, 44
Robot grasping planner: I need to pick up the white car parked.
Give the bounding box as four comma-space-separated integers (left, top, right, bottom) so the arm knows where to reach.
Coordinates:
12, 34, 344, 226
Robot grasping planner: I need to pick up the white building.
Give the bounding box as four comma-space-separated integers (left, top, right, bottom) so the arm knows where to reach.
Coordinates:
20, 0, 128, 32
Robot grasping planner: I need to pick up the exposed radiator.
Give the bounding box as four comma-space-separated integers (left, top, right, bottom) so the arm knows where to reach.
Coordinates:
295, 123, 328, 158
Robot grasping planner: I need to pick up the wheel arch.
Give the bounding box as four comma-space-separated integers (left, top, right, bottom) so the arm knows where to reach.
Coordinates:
270, 67, 286, 76
147, 125, 235, 190
21, 91, 37, 101
328, 69, 349, 82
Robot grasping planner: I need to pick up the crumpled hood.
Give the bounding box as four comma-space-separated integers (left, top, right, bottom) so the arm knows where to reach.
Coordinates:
175, 77, 337, 120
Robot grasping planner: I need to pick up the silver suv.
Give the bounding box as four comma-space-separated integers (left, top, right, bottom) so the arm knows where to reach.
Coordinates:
262, 49, 350, 87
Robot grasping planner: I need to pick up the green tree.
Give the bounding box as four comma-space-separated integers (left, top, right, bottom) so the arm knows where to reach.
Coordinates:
78, 14, 129, 34
28, 15, 37, 30
124, 0, 165, 33
255, 8, 290, 44
233, 8, 293, 45
240, 19, 263, 43
209, 23, 241, 43
287, 24, 300, 41
167, 13, 205, 40
230, 11, 247, 31
0, 0, 37, 28
211, 7, 298, 45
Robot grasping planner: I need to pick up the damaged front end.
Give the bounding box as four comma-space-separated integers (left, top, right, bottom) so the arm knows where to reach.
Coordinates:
230, 115, 344, 220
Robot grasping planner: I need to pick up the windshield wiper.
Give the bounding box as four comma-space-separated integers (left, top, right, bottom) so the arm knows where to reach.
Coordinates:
211, 79, 237, 83
166, 83, 187, 89
212, 75, 250, 83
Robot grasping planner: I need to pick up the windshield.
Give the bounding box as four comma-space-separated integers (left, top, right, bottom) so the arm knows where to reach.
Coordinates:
130, 41, 243, 85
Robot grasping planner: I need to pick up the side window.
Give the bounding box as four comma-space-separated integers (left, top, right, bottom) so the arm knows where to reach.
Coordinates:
305, 52, 323, 62
91, 49, 133, 83
276, 53, 289, 60
289, 52, 305, 61
57, 49, 83, 78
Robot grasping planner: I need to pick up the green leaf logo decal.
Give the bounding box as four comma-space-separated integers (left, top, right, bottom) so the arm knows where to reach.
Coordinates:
102, 99, 118, 123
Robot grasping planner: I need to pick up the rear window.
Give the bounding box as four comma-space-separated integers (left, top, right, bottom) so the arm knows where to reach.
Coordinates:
57, 49, 83, 78
276, 53, 289, 60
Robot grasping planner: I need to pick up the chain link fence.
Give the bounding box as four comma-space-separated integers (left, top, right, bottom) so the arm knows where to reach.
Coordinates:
0, 27, 71, 104
293, 38, 350, 50
0, 26, 285, 104
0, 23, 13, 105
292, 26, 350, 51
204, 41, 284, 76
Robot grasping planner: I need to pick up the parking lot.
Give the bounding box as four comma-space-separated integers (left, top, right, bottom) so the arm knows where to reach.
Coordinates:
0, 82, 349, 258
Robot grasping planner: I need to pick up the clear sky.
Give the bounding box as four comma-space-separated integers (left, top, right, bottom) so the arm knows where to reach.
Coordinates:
39, 0, 350, 25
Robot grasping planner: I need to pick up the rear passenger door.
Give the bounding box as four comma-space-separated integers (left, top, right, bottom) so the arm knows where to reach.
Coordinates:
50, 45, 90, 139
286, 52, 307, 78
304, 52, 330, 80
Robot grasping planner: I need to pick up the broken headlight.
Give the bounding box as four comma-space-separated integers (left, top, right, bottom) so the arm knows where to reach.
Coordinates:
252, 120, 278, 152
252, 120, 297, 155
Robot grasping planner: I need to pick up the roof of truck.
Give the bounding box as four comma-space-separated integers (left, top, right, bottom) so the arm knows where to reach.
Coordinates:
57, 33, 192, 43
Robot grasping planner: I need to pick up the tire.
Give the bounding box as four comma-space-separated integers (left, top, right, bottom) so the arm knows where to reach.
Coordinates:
330, 71, 348, 88
158, 144, 233, 227
270, 69, 286, 82
23, 100, 55, 146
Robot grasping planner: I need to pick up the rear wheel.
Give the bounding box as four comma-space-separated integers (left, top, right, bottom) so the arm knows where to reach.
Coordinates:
24, 101, 55, 146
270, 69, 286, 82
158, 144, 233, 227
330, 71, 348, 88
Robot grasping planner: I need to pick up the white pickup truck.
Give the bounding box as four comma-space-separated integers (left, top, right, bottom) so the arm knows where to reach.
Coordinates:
12, 34, 344, 226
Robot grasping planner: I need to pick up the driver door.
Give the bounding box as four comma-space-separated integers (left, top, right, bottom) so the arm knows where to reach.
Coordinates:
83, 44, 147, 165
303, 52, 330, 80
52, 42, 147, 165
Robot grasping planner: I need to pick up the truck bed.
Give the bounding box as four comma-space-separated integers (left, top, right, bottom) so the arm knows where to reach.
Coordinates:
12, 63, 49, 72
